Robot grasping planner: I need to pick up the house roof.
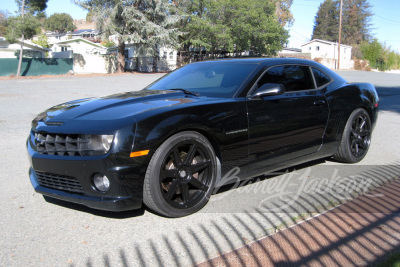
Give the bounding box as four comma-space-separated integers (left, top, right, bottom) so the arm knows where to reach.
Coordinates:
23, 40, 52, 51
45, 32, 67, 37
72, 29, 100, 35
53, 38, 105, 49
0, 37, 51, 52
281, 48, 302, 52
302, 39, 352, 48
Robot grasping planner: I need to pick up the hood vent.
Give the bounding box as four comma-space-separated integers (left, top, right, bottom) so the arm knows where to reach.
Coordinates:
44, 121, 64, 126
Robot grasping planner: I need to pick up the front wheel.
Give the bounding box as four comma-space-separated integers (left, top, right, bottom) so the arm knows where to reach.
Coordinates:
333, 108, 372, 163
143, 131, 217, 217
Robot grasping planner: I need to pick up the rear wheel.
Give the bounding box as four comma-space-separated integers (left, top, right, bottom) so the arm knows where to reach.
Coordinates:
143, 131, 217, 217
333, 108, 372, 163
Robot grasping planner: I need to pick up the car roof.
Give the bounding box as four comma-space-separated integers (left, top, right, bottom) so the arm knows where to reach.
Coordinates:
192, 57, 326, 67
185, 58, 347, 89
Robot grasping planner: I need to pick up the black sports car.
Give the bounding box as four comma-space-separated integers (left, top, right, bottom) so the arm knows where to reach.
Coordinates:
27, 58, 379, 217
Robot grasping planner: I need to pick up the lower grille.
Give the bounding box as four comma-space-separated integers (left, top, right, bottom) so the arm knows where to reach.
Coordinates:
36, 171, 84, 194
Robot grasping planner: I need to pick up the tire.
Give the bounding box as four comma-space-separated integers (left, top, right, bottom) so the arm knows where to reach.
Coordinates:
143, 131, 217, 217
333, 108, 372, 163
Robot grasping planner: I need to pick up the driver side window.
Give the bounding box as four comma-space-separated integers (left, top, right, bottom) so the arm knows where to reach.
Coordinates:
258, 65, 315, 92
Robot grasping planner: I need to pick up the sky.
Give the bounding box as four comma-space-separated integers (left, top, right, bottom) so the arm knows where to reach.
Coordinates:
2, 0, 400, 52
2, 0, 88, 20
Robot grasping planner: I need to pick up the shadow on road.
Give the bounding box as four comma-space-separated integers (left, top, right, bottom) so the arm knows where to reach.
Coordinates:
375, 86, 400, 114
43, 196, 145, 219
73, 163, 400, 266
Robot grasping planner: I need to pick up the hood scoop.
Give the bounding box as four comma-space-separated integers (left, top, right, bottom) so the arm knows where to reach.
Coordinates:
44, 121, 64, 126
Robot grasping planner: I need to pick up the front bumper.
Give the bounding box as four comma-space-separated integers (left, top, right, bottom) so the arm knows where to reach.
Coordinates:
27, 137, 147, 212
30, 168, 139, 211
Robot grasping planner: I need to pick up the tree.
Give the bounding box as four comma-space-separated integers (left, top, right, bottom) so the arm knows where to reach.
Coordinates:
361, 39, 400, 71
341, 0, 372, 45
312, 0, 372, 45
0, 10, 9, 36
32, 33, 50, 57
274, 0, 294, 27
35, 11, 46, 20
45, 13, 76, 33
75, 0, 182, 73
312, 0, 339, 42
16, 0, 48, 15
5, 15, 41, 43
177, 0, 288, 59
8, 0, 48, 76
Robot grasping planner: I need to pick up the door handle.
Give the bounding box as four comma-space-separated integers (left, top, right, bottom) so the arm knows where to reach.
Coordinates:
313, 100, 326, 106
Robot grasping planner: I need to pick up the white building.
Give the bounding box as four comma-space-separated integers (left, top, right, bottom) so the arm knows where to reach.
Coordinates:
50, 38, 107, 58
0, 36, 51, 58
301, 39, 353, 69
50, 38, 111, 74
43, 32, 69, 44
107, 43, 178, 72
279, 48, 302, 54
44, 30, 101, 45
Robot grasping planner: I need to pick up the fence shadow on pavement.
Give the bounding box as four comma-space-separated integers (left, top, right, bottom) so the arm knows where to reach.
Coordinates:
73, 162, 400, 267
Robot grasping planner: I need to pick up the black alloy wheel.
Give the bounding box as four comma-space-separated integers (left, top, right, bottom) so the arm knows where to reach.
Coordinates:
349, 112, 371, 158
143, 131, 217, 217
334, 108, 372, 163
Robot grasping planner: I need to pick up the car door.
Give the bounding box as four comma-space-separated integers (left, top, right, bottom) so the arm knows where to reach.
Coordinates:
246, 65, 329, 175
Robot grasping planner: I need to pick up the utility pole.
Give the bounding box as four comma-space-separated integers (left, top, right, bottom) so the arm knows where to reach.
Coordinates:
338, 0, 343, 70
16, 0, 25, 77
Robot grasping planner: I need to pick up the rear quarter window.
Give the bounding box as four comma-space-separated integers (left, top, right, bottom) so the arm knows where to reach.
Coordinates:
312, 68, 332, 87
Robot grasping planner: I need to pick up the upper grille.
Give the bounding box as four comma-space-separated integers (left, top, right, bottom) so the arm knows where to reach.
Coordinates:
36, 171, 84, 194
35, 133, 91, 156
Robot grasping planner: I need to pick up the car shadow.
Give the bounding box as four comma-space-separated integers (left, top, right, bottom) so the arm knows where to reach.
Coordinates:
213, 158, 328, 195
42, 196, 145, 218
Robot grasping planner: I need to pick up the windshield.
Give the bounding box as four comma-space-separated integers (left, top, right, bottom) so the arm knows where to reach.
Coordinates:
146, 61, 258, 98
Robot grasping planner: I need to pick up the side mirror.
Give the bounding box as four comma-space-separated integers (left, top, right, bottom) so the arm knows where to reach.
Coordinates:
249, 83, 285, 100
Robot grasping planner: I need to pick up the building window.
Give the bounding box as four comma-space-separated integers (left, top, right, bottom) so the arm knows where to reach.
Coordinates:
124, 49, 129, 58
61, 46, 68, 52
169, 51, 173, 60
316, 46, 320, 51
309, 47, 311, 51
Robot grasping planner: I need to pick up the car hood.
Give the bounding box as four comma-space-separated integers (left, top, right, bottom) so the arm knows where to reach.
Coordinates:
36, 90, 206, 124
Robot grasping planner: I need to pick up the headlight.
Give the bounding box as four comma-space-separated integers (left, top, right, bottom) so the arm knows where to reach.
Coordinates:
33, 111, 47, 122
90, 135, 114, 154
31, 111, 48, 128
83, 134, 114, 155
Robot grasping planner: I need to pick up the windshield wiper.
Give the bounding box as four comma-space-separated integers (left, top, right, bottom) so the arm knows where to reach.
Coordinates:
167, 88, 200, 97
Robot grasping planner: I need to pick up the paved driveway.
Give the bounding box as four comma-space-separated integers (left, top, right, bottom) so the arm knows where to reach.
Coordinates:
0, 71, 399, 266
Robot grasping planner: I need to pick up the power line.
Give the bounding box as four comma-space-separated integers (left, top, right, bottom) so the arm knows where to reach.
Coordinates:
374, 14, 400, 24
292, 3, 319, 7
290, 29, 310, 40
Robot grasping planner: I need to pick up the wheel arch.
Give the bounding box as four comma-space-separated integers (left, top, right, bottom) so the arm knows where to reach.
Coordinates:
134, 114, 223, 179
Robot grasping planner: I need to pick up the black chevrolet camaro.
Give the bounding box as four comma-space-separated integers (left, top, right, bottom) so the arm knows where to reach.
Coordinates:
27, 58, 379, 217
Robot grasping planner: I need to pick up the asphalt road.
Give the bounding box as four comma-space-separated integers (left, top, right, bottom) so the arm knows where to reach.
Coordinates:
0, 70, 399, 266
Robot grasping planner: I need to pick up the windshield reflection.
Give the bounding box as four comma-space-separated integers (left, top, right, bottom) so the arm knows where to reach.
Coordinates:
146, 62, 258, 98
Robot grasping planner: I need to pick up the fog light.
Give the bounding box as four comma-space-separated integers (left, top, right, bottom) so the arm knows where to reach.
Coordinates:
93, 174, 110, 192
